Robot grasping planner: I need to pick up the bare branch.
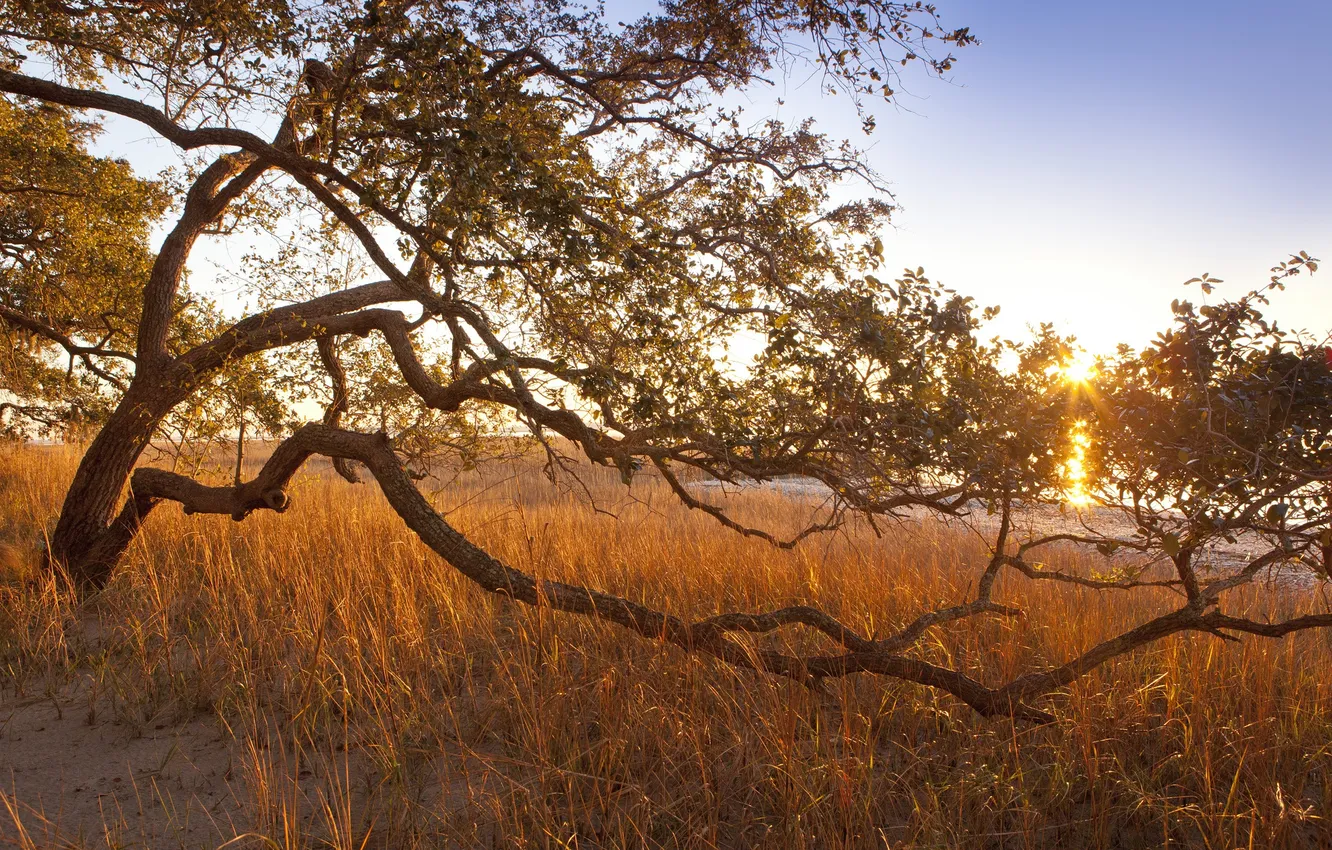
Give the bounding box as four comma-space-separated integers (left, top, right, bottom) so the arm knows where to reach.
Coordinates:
1001, 555, 1183, 592
316, 335, 360, 483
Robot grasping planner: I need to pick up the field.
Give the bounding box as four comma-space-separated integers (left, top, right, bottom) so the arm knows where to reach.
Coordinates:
2, 444, 1331, 849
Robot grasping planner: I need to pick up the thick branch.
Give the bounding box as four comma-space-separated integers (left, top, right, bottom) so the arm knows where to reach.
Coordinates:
0, 70, 455, 285
131, 423, 1256, 725
1202, 611, 1332, 637
691, 606, 876, 653
175, 281, 406, 374
137, 153, 266, 372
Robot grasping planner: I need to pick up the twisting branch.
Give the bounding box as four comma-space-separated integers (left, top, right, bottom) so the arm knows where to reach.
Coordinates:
121, 424, 1059, 722
874, 599, 1024, 654
1202, 611, 1332, 637
0, 303, 137, 363
0, 302, 134, 389
0, 70, 461, 283
691, 606, 877, 653
117, 424, 1332, 725
1000, 555, 1184, 592
650, 456, 842, 549
316, 335, 360, 483
136, 152, 268, 372
176, 279, 406, 374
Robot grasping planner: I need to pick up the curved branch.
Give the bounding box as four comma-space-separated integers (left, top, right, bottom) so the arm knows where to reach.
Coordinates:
175, 281, 407, 374
874, 599, 1024, 653
137, 152, 268, 371
0, 70, 455, 286
1016, 532, 1149, 557
1201, 547, 1299, 599
1202, 611, 1332, 637
132, 423, 1275, 726
651, 456, 842, 549
1001, 555, 1183, 592
122, 425, 1053, 719
0, 303, 137, 363
316, 335, 360, 483
691, 605, 876, 653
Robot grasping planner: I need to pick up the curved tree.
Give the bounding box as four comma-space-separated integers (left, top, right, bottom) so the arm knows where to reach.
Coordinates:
2, 1, 1329, 724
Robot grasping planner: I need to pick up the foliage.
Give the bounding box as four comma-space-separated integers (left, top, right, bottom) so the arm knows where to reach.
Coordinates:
0, 94, 165, 436
1053, 256, 1332, 590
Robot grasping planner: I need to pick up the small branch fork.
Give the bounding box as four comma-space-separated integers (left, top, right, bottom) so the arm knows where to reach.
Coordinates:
117, 424, 1332, 725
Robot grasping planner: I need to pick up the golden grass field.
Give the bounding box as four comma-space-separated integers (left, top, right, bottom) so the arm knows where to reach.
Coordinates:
2, 443, 1331, 849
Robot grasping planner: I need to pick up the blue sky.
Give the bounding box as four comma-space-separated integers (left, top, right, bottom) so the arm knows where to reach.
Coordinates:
788, 0, 1332, 350
91, 0, 1331, 354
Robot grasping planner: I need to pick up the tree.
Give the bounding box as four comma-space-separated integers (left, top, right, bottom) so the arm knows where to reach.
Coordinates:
2, 2, 1328, 724
0, 94, 165, 438
1044, 259, 1332, 627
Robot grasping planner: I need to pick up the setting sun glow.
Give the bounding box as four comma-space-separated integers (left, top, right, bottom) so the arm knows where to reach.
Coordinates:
1058, 351, 1098, 384
1063, 420, 1094, 508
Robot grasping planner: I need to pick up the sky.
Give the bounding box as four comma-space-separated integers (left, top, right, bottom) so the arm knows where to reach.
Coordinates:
789, 0, 1332, 351
88, 0, 1332, 356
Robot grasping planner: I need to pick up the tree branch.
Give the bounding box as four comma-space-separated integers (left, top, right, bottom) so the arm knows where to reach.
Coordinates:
133, 423, 1327, 726
316, 335, 360, 483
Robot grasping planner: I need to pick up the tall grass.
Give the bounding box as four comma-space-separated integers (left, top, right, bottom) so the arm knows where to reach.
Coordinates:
1, 443, 1330, 848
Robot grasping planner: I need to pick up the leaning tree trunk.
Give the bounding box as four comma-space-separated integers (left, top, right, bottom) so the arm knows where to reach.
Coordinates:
48, 380, 177, 587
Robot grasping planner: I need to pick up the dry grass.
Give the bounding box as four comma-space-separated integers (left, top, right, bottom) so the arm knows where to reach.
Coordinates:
1, 443, 1331, 849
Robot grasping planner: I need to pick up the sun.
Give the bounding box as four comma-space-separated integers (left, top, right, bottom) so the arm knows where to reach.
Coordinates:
1058, 350, 1097, 384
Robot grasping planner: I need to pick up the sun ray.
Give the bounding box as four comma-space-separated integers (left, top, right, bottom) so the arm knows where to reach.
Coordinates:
1063, 419, 1094, 507
1058, 350, 1098, 385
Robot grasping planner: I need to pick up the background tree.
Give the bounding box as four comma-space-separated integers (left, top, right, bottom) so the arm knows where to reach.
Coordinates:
1037, 257, 1332, 608
0, 95, 165, 438
2, 1, 1329, 724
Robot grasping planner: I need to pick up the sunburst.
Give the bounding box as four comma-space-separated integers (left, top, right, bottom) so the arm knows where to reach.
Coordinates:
1058, 350, 1097, 385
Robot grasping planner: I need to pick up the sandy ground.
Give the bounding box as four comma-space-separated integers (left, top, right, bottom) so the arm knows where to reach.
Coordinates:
0, 678, 524, 848
1, 682, 247, 848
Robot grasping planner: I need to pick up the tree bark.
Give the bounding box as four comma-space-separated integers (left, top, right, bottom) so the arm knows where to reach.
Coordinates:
47, 380, 177, 586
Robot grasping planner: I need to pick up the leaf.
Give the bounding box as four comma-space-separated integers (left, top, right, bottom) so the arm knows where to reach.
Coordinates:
1162, 533, 1181, 558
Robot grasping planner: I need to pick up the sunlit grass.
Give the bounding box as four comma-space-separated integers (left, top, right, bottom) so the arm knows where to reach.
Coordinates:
1, 442, 1330, 848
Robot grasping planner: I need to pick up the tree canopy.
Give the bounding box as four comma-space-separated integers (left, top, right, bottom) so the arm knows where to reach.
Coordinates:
0, 1, 1329, 724
0, 95, 164, 436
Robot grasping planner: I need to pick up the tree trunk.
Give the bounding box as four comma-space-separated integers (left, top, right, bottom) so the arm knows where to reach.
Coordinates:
48, 381, 174, 587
